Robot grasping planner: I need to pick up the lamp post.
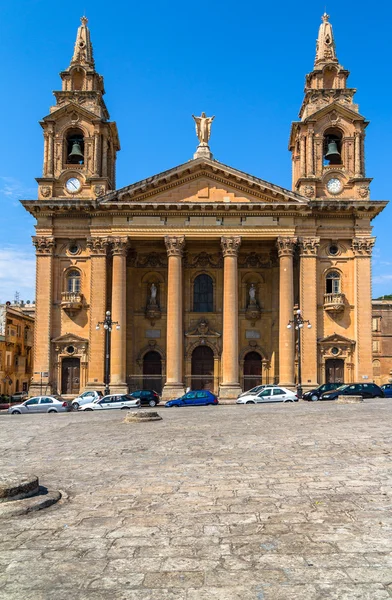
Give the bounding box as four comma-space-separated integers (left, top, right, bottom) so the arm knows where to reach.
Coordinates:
96, 310, 120, 396
287, 308, 312, 399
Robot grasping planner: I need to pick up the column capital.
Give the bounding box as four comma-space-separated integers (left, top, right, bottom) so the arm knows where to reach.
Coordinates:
111, 237, 129, 256
32, 236, 55, 255
164, 235, 185, 257
221, 236, 241, 257
276, 237, 297, 257
351, 237, 375, 256
298, 237, 320, 256
87, 237, 110, 256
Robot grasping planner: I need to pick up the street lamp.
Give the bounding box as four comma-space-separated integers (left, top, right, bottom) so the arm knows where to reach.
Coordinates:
96, 310, 120, 395
287, 308, 312, 400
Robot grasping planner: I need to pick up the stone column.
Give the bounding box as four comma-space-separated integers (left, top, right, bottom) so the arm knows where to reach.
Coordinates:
29, 237, 55, 396
110, 238, 129, 393
306, 129, 314, 176
47, 130, 54, 177
298, 237, 320, 390
219, 236, 242, 401
277, 237, 296, 387
352, 238, 375, 381
162, 236, 186, 400
93, 131, 101, 176
354, 132, 362, 178
300, 135, 306, 177
86, 237, 109, 389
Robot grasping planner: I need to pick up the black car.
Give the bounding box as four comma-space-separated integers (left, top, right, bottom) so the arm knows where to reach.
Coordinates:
303, 383, 343, 402
319, 382, 385, 401
128, 390, 160, 407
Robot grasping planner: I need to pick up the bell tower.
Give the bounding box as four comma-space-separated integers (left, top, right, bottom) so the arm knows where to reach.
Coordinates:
36, 17, 120, 200
289, 13, 371, 200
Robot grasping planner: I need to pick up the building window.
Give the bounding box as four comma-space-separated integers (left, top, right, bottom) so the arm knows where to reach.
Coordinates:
372, 317, 381, 332
67, 270, 81, 293
326, 271, 341, 294
372, 340, 380, 353
193, 274, 213, 312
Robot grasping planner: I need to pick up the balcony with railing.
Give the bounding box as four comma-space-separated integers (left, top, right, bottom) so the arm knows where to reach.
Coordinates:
323, 292, 346, 313
61, 292, 84, 314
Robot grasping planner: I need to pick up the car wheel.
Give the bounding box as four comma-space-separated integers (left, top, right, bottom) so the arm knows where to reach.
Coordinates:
148, 400, 157, 407
311, 394, 318, 401
173, 405, 180, 408
84, 408, 93, 411
11, 410, 21, 415
121, 406, 129, 410
48, 409, 57, 413
246, 401, 255, 404
73, 402, 79, 410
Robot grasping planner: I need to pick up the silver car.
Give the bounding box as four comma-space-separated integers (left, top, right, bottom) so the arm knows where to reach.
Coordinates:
236, 386, 298, 404
78, 394, 140, 411
237, 384, 279, 399
8, 396, 71, 414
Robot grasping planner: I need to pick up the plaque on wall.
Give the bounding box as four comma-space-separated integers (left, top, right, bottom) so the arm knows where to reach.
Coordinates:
146, 330, 161, 339
245, 330, 260, 339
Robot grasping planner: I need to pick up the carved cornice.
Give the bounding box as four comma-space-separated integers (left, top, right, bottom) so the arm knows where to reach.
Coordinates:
164, 236, 185, 257
32, 236, 55, 255
298, 237, 320, 256
221, 236, 241, 257
86, 237, 110, 256
351, 237, 375, 256
184, 251, 223, 269
111, 237, 130, 256
276, 237, 297, 258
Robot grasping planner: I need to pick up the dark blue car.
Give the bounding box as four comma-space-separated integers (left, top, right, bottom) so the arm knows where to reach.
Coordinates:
165, 390, 219, 407
381, 383, 392, 398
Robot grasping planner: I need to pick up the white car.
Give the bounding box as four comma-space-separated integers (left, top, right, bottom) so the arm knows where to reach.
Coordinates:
237, 384, 279, 399
78, 394, 140, 411
236, 386, 298, 404
72, 390, 103, 409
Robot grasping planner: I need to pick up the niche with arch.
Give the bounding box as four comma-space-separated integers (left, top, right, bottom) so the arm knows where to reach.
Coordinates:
65, 127, 85, 165
323, 127, 343, 166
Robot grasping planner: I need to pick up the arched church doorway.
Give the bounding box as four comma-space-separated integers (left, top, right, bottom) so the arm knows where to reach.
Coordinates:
143, 351, 162, 394
191, 346, 214, 391
61, 357, 80, 395
243, 351, 262, 391
325, 358, 344, 383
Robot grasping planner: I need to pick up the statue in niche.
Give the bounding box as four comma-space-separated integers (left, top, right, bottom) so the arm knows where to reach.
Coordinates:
150, 283, 157, 305
245, 283, 261, 324
249, 283, 257, 306
145, 282, 161, 325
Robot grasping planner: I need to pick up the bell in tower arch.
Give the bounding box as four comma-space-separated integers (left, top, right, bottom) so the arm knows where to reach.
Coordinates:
324, 135, 341, 165
67, 133, 85, 165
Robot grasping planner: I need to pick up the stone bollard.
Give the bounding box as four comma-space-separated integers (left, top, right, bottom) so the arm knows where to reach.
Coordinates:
123, 410, 162, 423
336, 395, 363, 404
0, 474, 61, 518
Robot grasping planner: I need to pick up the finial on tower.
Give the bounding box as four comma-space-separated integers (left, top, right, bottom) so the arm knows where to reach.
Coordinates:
315, 12, 338, 66
70, 15, 95, 67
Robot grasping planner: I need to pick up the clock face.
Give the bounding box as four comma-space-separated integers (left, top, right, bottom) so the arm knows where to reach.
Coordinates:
65, 177, 81, 193
327, 178, 342, 195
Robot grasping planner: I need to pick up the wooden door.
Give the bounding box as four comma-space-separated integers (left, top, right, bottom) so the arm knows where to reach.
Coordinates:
61, 358, 80, 395
143, 351, 162, 393
325, 359, 344, 383
191, 346, 214, 391
243, 351, 262, 391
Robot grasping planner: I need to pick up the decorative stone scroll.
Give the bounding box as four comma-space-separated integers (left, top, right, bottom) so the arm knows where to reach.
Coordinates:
276, 237, 296, 257
298, 237, 320, 256
164, 236, 185, 257
184, 251, 223, 269
32, 236, 55, 255
136, 252, 167, 268
351, 237, 375, 256
86, 237, 110, 256
185, 319, 221, 339
238, 252, 271, 269
221, 236, 241, 257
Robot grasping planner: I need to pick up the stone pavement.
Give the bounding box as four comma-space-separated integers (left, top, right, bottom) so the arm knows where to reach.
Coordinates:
0, 399, 392, 599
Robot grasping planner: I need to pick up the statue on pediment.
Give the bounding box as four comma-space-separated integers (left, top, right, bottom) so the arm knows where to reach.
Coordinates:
192, 112, 215, 145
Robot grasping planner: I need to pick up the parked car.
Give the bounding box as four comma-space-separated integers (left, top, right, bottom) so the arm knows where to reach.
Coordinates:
8, 396, 71, 414
303, 383, 344, 402
72, 390, 103, 409
236, 386, 298, 404
128, 390, 160, 407
320, 383, 385, 401
10, 391, 28, 402
165, 390, 219, 407
237, 384, 279, 399
380, 383, 392, 398
78, 394, 140, 411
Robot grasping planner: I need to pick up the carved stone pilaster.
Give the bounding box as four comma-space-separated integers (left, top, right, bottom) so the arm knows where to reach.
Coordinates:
86, 237, 110, 256
220, 236, 241, 257
351, 237, 375, 256
111, 237, 129, 256
32, 236, 55, 255
276, 237, 296, 257
164, 236, 185, 257
298, 237, 320, 256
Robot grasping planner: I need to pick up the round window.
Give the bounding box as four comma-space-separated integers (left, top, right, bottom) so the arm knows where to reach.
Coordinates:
68, 243, 79, 255
329, 245, 339, 256
331, 347, 340, 356
66, 345, 75, 355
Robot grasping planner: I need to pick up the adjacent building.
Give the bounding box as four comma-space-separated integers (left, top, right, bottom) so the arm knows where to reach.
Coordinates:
0, 303, 34, 397
22, 14, 387, 400
372, 300, 392, 385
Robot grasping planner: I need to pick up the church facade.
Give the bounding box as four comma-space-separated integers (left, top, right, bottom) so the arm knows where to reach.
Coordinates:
23, 15, 387, 401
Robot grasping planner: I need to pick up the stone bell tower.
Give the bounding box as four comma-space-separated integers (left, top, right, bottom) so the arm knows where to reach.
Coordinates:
289, 13, 371, 200
36, 16, 120, 200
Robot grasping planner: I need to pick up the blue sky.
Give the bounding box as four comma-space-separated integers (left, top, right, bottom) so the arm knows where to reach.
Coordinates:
0, 0, 391, 302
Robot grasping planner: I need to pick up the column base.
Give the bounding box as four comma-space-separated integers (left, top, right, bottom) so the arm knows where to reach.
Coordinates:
218, 383, 242, 404
28, 382, 53, 398
161, 383, 185, 401
109, 383, 129, 395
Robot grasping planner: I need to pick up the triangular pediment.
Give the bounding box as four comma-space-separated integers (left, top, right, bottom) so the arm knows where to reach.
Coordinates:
51, 333, 88, 344
101, 158, 308, 207
303, 101, 366, 125
319, 332, 355, 346
42, 102, 99, 124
